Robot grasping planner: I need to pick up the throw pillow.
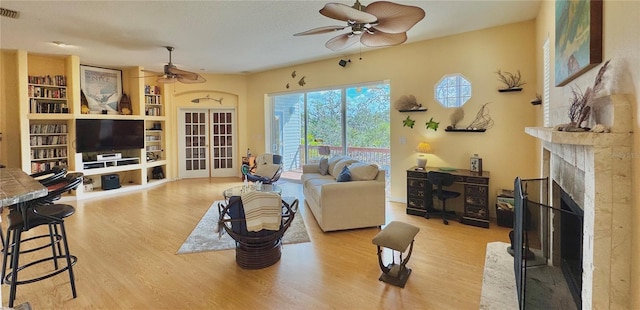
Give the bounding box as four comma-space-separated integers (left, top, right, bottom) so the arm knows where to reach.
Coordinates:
331, 158, 357, 177
319, 158, 329, 175
348, 162, 379, 181
336, 166, 351, 182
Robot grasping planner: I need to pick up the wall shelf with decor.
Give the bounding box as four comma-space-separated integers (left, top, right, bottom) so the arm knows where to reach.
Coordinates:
398, 108, 428, 112
444, 128, 486, 132
498, 87, 523, 93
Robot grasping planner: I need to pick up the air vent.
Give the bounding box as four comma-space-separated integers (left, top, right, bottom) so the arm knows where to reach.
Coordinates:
0, 7, 20, 19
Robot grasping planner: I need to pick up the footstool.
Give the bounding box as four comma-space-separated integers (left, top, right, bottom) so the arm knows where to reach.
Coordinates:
372, 221, 420, 288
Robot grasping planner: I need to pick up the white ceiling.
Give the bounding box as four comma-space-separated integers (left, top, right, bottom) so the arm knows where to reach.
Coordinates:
0, 1, 541, 75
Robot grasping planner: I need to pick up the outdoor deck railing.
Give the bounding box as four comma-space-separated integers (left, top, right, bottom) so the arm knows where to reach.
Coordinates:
287, 145, 390, 172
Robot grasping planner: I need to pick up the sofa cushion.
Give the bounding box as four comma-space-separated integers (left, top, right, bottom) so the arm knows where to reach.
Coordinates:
331, 158, 357, 177
304, 178, 336, 205
327, 156, 346, 175
348, 162, 379, 181
319, 158, 329, 175
301, 173, 333, 185
336, 166, 351, 182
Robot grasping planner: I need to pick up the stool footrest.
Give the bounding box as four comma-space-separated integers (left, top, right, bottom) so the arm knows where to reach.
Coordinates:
5, 255, 77, 286
379, 264, 412, 288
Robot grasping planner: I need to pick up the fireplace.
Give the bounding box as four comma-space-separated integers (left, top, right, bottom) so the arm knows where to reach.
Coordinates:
559, 188, 583, 307
524, 94, 633, 309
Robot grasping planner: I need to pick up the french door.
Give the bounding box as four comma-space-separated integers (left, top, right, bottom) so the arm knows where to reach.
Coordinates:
178, 108, 237, 178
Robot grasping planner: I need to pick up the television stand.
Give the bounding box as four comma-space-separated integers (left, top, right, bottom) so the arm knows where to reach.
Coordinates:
83, 157, 140, 170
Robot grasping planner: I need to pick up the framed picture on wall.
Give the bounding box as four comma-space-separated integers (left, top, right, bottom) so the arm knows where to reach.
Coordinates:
80, 65, 122, 114
554, 0, 603, 86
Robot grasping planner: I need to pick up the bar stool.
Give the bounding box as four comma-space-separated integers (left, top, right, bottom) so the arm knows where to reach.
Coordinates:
1, 174, 81, 307
372, 221, 420, 288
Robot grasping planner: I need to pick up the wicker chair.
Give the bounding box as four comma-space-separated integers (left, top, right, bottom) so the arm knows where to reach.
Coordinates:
217, 194, 298, 269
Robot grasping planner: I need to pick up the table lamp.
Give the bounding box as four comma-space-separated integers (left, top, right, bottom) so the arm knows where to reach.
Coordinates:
415, 142, 431, 169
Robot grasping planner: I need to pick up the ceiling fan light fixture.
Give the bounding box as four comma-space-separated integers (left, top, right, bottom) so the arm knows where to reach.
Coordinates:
296, 0, 426, 51
143, 46, 205, 84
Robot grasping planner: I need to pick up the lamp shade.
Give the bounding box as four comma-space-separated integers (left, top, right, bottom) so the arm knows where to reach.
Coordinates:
416, 142, 432, 153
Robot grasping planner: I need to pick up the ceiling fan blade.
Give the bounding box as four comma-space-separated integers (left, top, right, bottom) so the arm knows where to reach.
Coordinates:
157, 77, 177, 84
325, 33, 361, 51
320, 3, 377, 23
177, 75, 206, 84
141, 69, 164, 76
365, 1, 426, 34
360, 30, 407, 47
167, 66, 200, 81
294, 26, 348, 36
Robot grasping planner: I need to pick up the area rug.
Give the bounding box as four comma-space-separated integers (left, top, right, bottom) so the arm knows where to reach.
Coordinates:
177, 197, 311, 254
479, 241, 519, 310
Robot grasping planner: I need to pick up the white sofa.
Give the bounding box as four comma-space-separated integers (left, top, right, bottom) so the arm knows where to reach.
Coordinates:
301, 156, 386, 232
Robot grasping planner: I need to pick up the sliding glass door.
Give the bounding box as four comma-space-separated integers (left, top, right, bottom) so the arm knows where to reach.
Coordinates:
267, 81, 390, 180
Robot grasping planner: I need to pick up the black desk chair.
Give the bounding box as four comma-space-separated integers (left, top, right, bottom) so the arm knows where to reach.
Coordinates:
426, 171, 461, 225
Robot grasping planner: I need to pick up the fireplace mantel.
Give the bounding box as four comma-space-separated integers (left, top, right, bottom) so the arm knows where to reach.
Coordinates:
525, 127, 632, 147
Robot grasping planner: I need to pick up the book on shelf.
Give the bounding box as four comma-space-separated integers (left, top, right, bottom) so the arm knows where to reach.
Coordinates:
30, 159, 68, 173
30, 99, 68, 113
30, 147, 67, 160
28, 75, 67, 86
30, 123, 68, 134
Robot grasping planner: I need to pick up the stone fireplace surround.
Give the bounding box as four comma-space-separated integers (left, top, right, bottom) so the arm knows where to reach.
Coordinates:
525, 94, 632, 309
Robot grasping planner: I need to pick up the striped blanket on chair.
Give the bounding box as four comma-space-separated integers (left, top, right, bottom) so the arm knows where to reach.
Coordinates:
241, 191, 282, 232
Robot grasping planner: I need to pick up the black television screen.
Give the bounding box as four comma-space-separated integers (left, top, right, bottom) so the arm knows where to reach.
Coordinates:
75, 119, 144, 153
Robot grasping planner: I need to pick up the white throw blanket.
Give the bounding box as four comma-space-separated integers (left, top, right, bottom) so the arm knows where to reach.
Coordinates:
241, 191, 282, 232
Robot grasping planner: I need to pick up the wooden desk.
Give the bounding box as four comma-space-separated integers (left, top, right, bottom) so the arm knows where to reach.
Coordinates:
406, 166, 490, 228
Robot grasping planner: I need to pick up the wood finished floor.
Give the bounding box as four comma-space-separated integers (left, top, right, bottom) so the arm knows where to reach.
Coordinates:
1, 178, 511, 309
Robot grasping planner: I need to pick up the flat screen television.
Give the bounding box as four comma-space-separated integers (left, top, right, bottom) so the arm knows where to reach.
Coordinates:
75, 119, 144, 153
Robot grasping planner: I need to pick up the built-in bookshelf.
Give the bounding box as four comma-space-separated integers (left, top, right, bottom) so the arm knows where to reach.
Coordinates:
145, 118, 164, 161
29, 121, 69, 173
144, 85, 162, 116
18, 54, 172, 199
28, 75, 69, 114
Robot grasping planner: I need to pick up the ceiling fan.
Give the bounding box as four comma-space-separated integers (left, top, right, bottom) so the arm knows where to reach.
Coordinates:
294, 0, 425, 51
142, 46, 206, 84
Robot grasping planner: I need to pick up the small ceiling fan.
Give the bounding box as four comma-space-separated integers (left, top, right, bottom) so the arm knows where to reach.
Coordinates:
142, 46, 206, 84
294, 0, 425, 51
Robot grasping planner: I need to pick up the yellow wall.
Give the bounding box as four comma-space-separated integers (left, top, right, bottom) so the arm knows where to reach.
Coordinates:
0, 50, 21, 167
535, 0, 640, 308
246, 20, 539, 214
